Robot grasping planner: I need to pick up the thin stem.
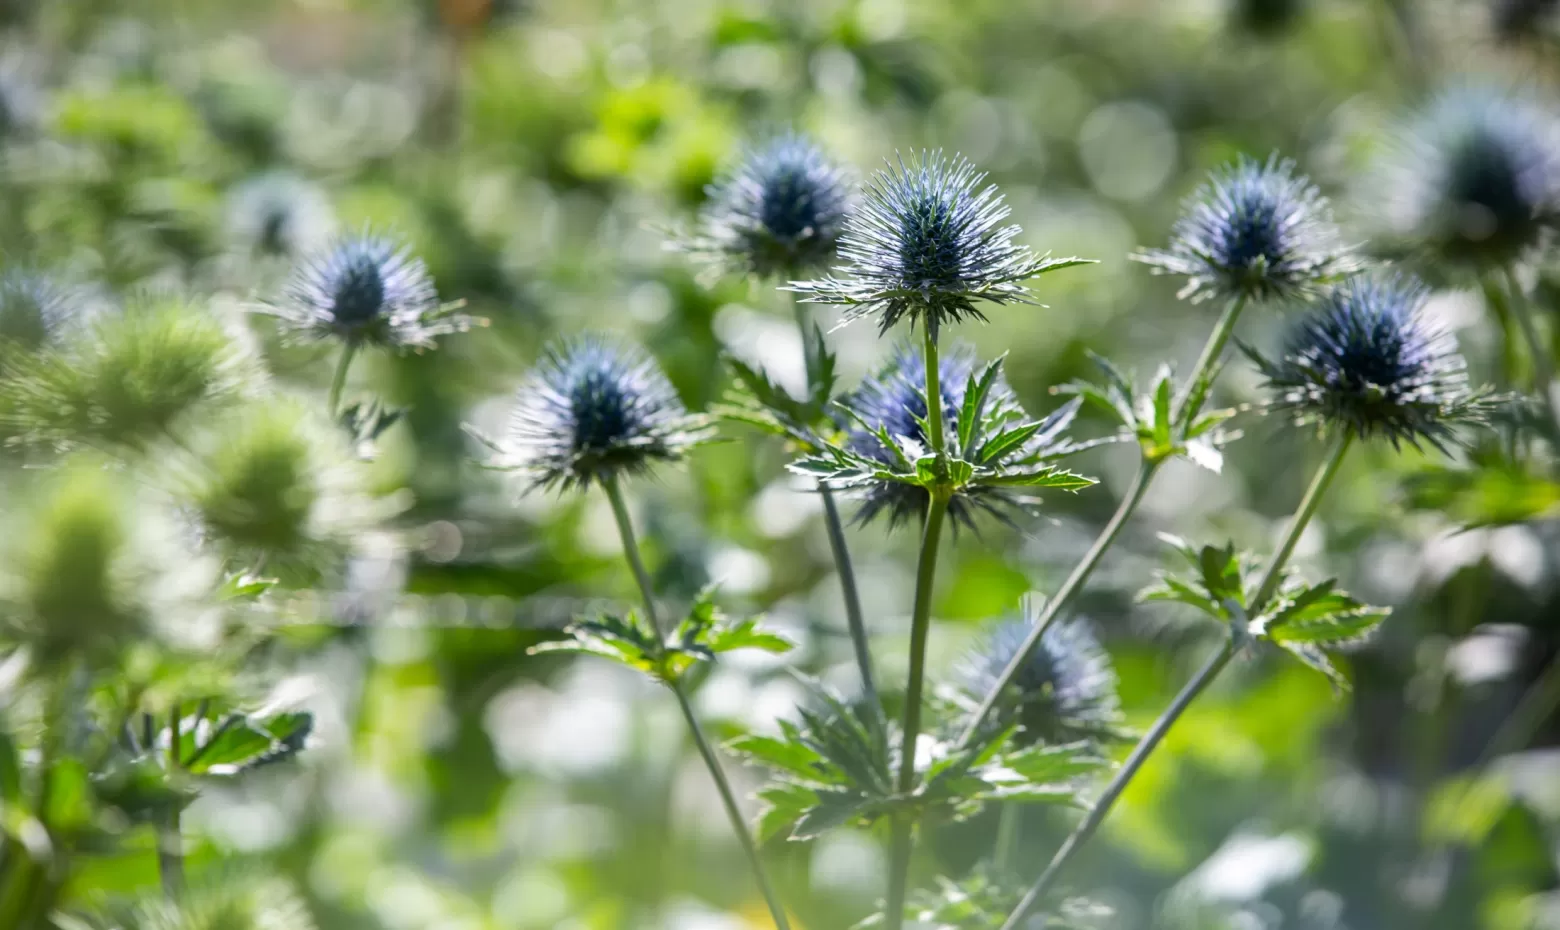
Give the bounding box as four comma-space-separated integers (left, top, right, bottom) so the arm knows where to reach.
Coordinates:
1251, 432, 1353, 610
158, 704, 185, 900
1000, 433, 1354, 930
958, 460, 1159, 747
1172, 295, 1247, 424
993, 804, 1021, 877
922, 325, 947, 465
0, 672, 71, 929
602, 475, 791, 930
959, 294, 1249, 749
602, 475, 663, 634
670, 684, 792, 930
1482, 657, 1560, 768
327, 342, 359, 420
884, 491, 951, 930
791, 295, 878, 705
821, 488, 878, 706
1501, 269, 1560, 439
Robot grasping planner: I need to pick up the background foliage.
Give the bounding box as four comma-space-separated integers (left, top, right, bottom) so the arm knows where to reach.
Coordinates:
0, 0, 1557, 928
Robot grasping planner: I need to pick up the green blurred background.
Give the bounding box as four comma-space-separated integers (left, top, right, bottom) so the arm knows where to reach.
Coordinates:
5, 0, 1560, 927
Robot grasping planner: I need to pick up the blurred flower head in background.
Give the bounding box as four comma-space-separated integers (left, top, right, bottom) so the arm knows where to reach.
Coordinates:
790, 150, 1087, 335
1368, 87, 1560, 272
265, 233, 471, 350
960, 614, 1121, 747
1249, 274, 1489, 449
0, 269, 81, 356
1135, 154, 1354, 304
225, 172, 337, 260
480, 338, 711, 493
679, 131, 852, 280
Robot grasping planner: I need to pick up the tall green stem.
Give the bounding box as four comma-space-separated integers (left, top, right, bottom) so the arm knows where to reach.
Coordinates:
601, 476, 792, 930
922, 325, 947, 465
327, 342, 359, 419
957, 293, 1249, 750
1500, 270, 1560, 439
883, 490, 950, 930
993, 804, 1021, 876
0, 672, 71, 929
792, 297, 878, 705
1000, 432, 1353, 930
158, 705, 185, 900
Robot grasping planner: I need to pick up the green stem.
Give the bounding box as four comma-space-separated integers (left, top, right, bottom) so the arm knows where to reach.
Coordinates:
158, 705, 184, 900
922, 325, 947, 465
958, 294, 1248, 749
993, 804, 1021, 877
0, 672, 72, 929
1501, 270, 1560, 440
1173, 295, 1247, 424
327, 342, 359, 420
821, 488, 878, 706
791, 296, 878, 706
602, 476, 791, 930
884, 491, 950, 930
1000, 433, 1353, 930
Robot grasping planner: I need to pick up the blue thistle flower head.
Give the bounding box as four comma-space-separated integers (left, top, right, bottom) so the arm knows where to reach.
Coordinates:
790, 151, 1091, 336
1249, 274, 1490, 449
226, 172, 335, 259
488, 339, 711, 493
1135, 154, 1355, 304
960, 615, 1121, 748
681, 132, 852, 280
263, 233, 474, 350
1372, 88, 1560, 271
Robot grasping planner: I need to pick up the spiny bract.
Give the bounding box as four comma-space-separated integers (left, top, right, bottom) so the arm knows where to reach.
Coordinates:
841, 343, 1076, 530
959, 616, 1121, 747
789, 150, 1089, 335
264, 233, 472, 350
1249, 274, 1489, 449
1135, 154, 1355, 303
680, 132, 852, 280
483, 338, 711, 492
1369, 88, 1560, 272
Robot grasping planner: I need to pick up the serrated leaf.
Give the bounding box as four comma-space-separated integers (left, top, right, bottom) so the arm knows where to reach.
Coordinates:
993, 741, 1108, 784
704, 618, 795, 655
728, 735, 824, 780
958, 357, 1005, 458
1183, 438, 1223, 474
1279, 642, 1352, 690
981, 467, 1095, 489
790, 789, 873, 839
189, 712, 313, 776
1268, 608, 1388, 647
975, 421, 1043, 466
755, 784, 816, 843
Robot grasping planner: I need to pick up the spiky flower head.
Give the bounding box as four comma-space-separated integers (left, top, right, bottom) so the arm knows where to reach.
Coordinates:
679, 132, 852, 280
1135, 154, 1355, 304
262, 233, 473, 350
1, 295, 252, 451
1, 467, 146, 666
478, 338, 711, 492
0, 270, 79, 354
960, 615, 1121, 748
1493, 0, 1558, 43
789, 151, 1090, 336
1369, 88, 1560, 272
182, 398, 382, 579
127, 866, 318, 930
1249, 274, 1489, 449
226, 172, 336, 259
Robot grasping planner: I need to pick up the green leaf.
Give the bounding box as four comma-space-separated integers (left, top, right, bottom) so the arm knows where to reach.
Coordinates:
755, 784, 817, 844
703, 617, 795, 655
187, 712, 313, 776
975, 421, 1043, 466
1278, 642, 1352, 690
727, 735, 825, 780
1268, 608, 1389, 647
790, 789, 874, 839
958, 357, 1005, 458
993, 741, 1109, 784
981, 466, 1096, 489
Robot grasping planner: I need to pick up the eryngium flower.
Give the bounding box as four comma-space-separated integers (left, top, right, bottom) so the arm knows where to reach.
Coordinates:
841, 343, 1077, 530
1135, 154, 1354, 303
678, 132, 852, 279
2, 467, 146, 666
960, 616, 1121, 747
263, 234, 472, 350
479, 339, 711, 492
226, 172, 336, 259
1, 295, 251, 450
184, 398, 381, 578
1493, 0, 1558, 43
0, 270, 78, 353
1369, 89, 1560, 271
1250, 275, 1489, 449
789, 151, 1089, 335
